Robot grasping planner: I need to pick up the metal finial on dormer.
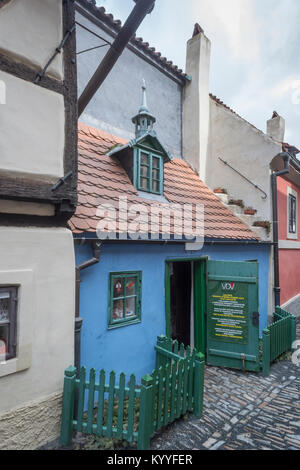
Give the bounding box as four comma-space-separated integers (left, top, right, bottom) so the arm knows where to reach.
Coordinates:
139, 79, 148, 113
132, 80, 156, 139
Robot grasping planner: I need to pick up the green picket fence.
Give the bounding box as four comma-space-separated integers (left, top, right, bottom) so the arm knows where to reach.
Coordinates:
60, 336, 205, 450
152, 336, 205, 433
262, 307, 296, 376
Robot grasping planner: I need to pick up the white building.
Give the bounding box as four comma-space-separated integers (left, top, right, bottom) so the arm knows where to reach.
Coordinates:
0, 0, 77, 449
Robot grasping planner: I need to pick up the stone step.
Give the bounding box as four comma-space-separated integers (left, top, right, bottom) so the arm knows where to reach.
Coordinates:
239, 214, 261, 227
226, 204, 244, 215
215, 190, 271, 240
214, 193, 229, 205
250, 225, 270, 241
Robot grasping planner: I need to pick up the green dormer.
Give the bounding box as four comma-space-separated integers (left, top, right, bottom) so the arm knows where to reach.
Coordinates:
108, 81, 172, 196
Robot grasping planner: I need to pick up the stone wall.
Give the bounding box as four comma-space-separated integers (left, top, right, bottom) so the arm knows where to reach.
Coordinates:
0, 393, 63, 450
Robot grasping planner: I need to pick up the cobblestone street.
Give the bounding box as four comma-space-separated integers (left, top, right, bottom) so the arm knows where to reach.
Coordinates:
151, 320, 300, 451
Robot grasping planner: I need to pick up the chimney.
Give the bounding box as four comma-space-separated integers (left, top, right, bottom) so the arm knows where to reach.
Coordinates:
182, 24, 211, 177
267, 111, 285, 142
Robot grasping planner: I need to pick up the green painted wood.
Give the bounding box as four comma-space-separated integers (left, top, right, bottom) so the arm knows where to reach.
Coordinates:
166, 337, 172, 369
156, 366, 164, 430
290, 314, 296, 348
96, 369, 105, 436
106, 371, 115, 438
127, 374, 136, 442
137, 374, 154, 450
108, 271, 142, 330
76, 366, 86, 433
187, 354, 194, 412
151, 369, 158, 433
206, 260, 260, 372
194, 260, 206, 355
182, 359, 188, 414
193, 353, 205, 417
156, 335, 167, 369
87, 368, 96, 434
155, 345, 186, 362
207, 275, 257, 283
176, 360, 183, 419
265, 309, 295, 369
61, 337, 206, 449
163, 363, 171, 426
136, 147, 164, 195
116, 373, 125, 439
170, 362, 176, 422
262, 328, 271, 376
60, 366, 76, 446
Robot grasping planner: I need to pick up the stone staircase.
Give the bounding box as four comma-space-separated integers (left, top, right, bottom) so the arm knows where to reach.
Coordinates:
214, 191, 271, 241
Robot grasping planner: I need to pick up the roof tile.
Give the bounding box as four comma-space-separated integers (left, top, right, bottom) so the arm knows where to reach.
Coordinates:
71, 122, 260, 242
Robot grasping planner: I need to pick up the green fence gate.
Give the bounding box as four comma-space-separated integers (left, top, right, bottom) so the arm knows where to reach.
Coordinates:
262, 307, 296, 376
153, 335, 205, 433
60, 336, 205, 450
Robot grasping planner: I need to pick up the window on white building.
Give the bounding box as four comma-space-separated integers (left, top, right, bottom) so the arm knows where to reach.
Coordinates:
0, 286, 18, 360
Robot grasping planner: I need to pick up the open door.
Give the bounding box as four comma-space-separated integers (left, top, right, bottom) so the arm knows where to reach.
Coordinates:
206, 260, 260, 372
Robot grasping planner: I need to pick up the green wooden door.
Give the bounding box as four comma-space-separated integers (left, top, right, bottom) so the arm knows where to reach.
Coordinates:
206, 260, 260, 372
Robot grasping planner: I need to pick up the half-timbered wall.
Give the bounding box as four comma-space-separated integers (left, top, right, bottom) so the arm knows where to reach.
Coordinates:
0, 0, 77, 221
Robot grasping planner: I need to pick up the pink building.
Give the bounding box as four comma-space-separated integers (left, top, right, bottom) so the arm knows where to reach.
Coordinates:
273, 144, 300, 312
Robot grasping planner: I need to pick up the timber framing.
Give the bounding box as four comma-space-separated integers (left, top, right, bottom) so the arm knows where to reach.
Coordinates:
0, 0, 78, 224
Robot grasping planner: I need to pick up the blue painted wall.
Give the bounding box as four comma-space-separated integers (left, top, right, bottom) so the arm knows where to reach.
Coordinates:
76, 241, 270, 382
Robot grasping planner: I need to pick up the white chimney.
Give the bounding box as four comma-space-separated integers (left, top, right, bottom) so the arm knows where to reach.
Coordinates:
267, 111, 285, 142
182, 24, 211, 177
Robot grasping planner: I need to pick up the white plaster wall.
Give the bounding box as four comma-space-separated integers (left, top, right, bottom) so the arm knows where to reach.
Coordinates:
0, 71, 64, 180
0, 227, 75, 417
0, 0, 63, 80
206, 99, 281, 221
76, 10, 183, 158
182, 33, 211, 176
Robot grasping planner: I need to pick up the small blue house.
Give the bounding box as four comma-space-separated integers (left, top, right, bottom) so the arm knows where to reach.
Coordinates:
71, 87, 271, 379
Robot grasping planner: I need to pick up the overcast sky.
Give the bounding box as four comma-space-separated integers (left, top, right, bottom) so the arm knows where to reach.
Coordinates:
98, 0, 300, 150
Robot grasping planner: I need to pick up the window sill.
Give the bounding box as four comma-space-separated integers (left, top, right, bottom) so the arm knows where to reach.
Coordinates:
108, 318, 141, 330
287, 233, 298, 240
0, 344, 32, 378
0, 268, 33, 378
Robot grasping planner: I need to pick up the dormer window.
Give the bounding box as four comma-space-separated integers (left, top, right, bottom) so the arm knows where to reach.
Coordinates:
108, 81, 172, 196
137, 148, 163, 195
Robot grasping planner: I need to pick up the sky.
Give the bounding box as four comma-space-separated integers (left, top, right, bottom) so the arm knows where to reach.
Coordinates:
98, 0, 300, 150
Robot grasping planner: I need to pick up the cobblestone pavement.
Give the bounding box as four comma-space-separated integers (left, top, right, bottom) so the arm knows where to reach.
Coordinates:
151, 321, 300, 451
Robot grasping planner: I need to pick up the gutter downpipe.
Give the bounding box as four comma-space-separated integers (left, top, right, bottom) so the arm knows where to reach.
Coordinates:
78, 0, 156, 117
272, 152, 291, 307
75, 240, 101, 375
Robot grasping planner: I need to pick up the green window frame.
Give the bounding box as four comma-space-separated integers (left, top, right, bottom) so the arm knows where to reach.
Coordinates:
136, 148, 163, 195
108, 271, 142, 329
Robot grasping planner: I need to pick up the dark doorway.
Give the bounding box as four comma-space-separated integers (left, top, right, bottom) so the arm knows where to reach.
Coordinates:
170, 261, 191, 347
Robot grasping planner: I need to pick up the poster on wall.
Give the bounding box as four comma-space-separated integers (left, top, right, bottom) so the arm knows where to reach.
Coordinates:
207, 280, 249, 345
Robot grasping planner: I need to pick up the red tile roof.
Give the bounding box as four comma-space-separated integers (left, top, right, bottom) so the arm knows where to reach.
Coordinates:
70, 122, 260, 241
